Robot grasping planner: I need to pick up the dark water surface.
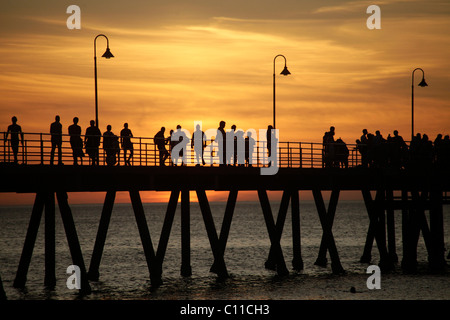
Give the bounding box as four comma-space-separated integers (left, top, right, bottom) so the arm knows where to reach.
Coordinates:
1, 199, 449, 301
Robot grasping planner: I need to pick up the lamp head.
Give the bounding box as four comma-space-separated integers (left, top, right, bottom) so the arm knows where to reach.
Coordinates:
418, 77, 428, 87
102, 47, 114, 59
280, 66, 291, 76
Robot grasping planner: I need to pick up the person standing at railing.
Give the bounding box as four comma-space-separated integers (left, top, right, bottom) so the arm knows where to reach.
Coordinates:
68, 117, 84, 165
245, 131, 255, 167
84, 120, 101, 166
154, 127, 169, 166
226, 125, 236, 166
191, 124, 206, 166
104, 125, 119, 166
4, 116, 24, 164
50, 115, 63, 165
120, 123, 134, 166
216, 121, 226, 167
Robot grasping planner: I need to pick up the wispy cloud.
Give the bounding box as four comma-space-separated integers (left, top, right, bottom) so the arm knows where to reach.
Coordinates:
313, 0, 421, 14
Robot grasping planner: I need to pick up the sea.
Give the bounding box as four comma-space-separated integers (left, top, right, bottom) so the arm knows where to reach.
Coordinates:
0, 197, 449, 315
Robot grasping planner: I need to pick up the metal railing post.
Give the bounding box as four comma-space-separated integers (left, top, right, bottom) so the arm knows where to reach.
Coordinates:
40, 133, 44, 165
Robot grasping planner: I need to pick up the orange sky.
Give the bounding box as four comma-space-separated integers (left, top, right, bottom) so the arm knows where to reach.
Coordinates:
1, 0, 449, 205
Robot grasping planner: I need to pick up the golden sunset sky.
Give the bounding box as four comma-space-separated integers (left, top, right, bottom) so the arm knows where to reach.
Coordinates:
1, 0, 449, 204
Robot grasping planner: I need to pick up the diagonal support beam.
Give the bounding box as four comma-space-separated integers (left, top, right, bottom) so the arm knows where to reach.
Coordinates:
361, 189, 393, 272
56, 191, 92, 294
314, 189, 340, 268
265, 189, 290, 270
155, 190, 180, 278
196, 189, 229, 278
88, 190, 116, 281
129, 190, 161, 286
210, 189, 238, 274
14, 192, 45, 288
257, 189, 289, 276
312, 189, 344, 274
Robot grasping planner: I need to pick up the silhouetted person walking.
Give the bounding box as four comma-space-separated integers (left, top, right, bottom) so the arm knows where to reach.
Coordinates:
85, 120, 101, 165
217, 121, 226, 166
5, 116, 24, 164
68, 117, 84, 165
154, 127, 169, 166
50, 115, 63, 165
120, 123, 134, 166
191, 124, 206, 166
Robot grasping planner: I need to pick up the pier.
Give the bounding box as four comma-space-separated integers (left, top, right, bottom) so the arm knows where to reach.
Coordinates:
0, 132, 449, 295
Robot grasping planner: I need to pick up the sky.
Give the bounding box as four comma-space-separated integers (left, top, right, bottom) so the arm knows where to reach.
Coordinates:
1, 0, 449, 205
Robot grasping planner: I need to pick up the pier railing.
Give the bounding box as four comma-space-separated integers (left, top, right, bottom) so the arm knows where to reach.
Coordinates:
2, 131, 365, 168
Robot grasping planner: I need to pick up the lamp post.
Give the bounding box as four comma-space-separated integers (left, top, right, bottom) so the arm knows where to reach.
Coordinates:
94, 34, 114, 128
273, 54, 291, 129
411, 68, 428, 140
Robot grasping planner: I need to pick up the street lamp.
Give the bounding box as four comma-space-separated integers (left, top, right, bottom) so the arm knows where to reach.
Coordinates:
94, 34, 114, 128
411, 68, 428, 140
273, 54, 291, 129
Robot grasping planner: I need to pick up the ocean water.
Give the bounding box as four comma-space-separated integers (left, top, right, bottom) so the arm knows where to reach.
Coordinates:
0, 197, 449, 301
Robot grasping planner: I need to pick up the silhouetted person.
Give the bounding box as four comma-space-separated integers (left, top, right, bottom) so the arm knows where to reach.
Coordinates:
235, 129, 245, 166
335, 138, 349, 168
245, 131, 256, 167
372, 130, 387, 168
191, 124, 206, 166
50, 115, 63, 165
84, 120, 101, 165
387, 130, 406, 169
120, 123, 133, 166
421, 134, 433, 167
322, 126, 335, 167
169, 129, 176, 164
441, 135, 450, 170
434, 134, 444, 168
409, 133, 422, 168
68, 117, 84, 165
5, 116, 24, 164
217, 121, 226, 166
172, 125, 189, 166
154, 127, 169, 166
104, 125, 119, 166
267, 125, 274, 159
227, 125, 237, 166
359, 129, 369, 167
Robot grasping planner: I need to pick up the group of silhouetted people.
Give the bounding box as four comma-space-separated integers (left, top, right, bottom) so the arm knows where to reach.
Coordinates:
153, 121, 273, 167
4, 116, 134, 166
321, 126, 450, 170
355, 128, 450, 169
5, 116, 448, 170
322, 126, 350, 168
